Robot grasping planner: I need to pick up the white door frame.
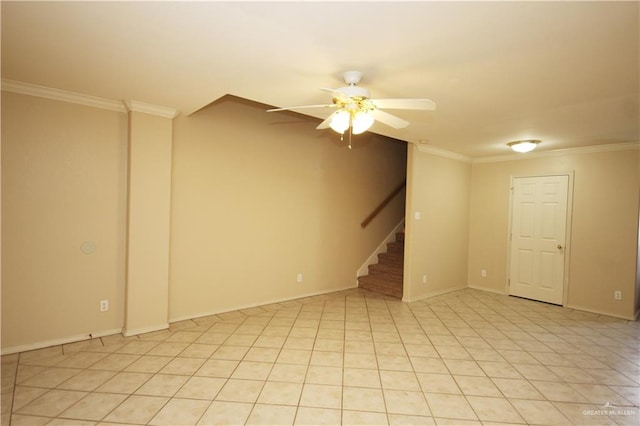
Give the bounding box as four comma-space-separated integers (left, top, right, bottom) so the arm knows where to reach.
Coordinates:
506, 172, 575, 305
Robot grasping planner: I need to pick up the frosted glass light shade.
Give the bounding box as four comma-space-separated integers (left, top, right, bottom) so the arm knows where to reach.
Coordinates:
351, 111, 374, 135
329, 110, 350, 134
508, 139, 540, 153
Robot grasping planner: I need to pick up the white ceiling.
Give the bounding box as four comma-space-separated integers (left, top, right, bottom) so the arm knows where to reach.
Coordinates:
2, 1, 638, 157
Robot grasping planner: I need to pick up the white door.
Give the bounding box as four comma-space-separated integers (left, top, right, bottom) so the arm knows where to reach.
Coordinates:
509, 175, 569, 305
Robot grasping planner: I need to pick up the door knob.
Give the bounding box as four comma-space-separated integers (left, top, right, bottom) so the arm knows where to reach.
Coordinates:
557, 244, 563, 250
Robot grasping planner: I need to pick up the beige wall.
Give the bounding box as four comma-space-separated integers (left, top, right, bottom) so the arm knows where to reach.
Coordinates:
1, 92, 128, 350
468, 147, 639, 319
404, 146, 471, 301
1, 92, 407, 352
169, 97, 407, 321
124, 111, 173, 335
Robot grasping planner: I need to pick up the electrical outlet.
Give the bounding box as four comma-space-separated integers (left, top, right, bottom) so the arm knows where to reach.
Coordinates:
614, 291, 622, 301
422, 275, 427, 284
297, 273, 303, 283
100, 300, 109, 312
481, 269, 487, 278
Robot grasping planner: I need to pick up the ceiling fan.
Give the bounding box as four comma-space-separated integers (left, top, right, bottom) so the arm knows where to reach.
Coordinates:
267, 71, 436, 147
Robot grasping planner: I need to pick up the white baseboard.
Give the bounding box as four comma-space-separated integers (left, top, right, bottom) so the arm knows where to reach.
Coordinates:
564, 304, 636, 321
402, 285, 468, 303
1, 328, 123, 356
357, 219, 405, 280
467, 283, 507, 295
168, 285, 356, 324
123, 323, 170, 337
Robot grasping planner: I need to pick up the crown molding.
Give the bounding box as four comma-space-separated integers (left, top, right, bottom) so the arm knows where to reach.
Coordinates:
416, 143, 472, 163
1, 79, 127, 113
125, 100, 178, 119
473, 141, 640, 163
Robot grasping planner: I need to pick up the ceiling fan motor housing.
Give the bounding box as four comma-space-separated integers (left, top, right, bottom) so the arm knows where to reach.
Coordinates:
337, 86, 371, 99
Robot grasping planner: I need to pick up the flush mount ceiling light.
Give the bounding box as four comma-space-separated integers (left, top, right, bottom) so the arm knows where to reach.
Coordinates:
508, 139, 541, 153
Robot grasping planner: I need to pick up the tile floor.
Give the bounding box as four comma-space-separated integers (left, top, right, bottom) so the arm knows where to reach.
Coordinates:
2, 288, 639, 425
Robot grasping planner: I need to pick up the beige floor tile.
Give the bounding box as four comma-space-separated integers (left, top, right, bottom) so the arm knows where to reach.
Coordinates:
21, 367, 82, 388
197, 400, 252, 425
512, 364, 561, 381
510, 399, 571, 425
195, 332, 230, 345
384, 389, 431, 416
59, 392, 127, 421
344, 368, 381, 389
343, 386, 386, 412
380, 370, 421, 391
102, 395, 168, 424
158, 357, 205, 375
531, 380, 591, 403
344, 352, 378, 369
610, 386, 640, 406
310, 350, 343, 367
231, 361, 273, 380
124, 355, 172, 373
423, 393, 477, 420
225, 333, 259, 346
257, 381, 303, 405
177, 343, 218, 359
299, 384, 342, 409
466, 396, 524, 423
194, 359, 239, 378
16, 389, 87, 417
268, 363, 308, 383
175, 376, 225, 400
552, 402, 619, 425
55, 352, 108, 369
134, 374, 189, 397
115, 340, 160, 355
210, 345, 250, 360
444, 359, 486, 377
294, 406, 342, 425
569, 383, 635, 406
416, 373, 461, 395
10, 414, 52, 426
314, 338, 344, 352
87, 354, 140, 372
47, 418, 97, 425
306, 365, 343, 385
453, 375, 502, 397
246, 403, 297, 425
377, 355, 413, 372
57, 369, 116, 391
433, 417, 482, 425
11, 386, 49, 412
145, 342, 189, 357
277, 348, 312, 365
148, 398, 209, 425
95, 371, 152, 394
216, 379, 265, 403
388, 413, 435, 425
254, 335, 286, 348
165, 331, 204, 343
284, 337, 316, 350
477, 361, 523, 379
244, 347, 280, 363
492, 377, 545, 400
342, 409, 388, 425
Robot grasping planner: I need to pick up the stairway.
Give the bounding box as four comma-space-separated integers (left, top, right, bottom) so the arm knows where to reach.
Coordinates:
358, 232, 404, 299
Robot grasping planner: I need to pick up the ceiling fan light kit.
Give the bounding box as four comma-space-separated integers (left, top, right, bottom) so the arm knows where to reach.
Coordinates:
508, 139, 541, 153
267, 70, 436, 145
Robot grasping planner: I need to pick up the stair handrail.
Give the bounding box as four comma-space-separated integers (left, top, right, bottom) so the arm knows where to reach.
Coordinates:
360, 179, 407, 228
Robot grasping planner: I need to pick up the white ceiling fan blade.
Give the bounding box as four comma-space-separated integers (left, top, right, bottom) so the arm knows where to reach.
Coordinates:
316, 114, 333, 130
267, 104, 334, 112
319, 87, 349, 99
371, 109, 410, 129
370, 98, 436, 110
